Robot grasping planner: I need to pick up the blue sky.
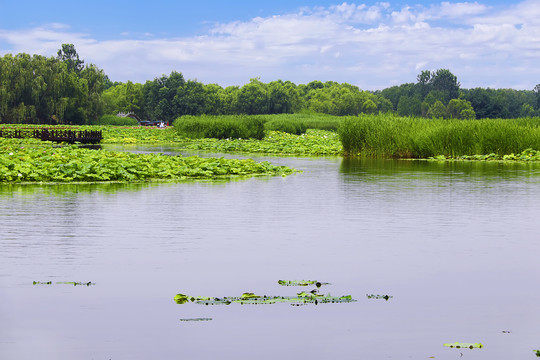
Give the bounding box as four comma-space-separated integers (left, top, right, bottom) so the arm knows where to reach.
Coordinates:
0, 1, 538, 89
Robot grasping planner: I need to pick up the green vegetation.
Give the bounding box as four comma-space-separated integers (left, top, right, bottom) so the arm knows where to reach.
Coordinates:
366, 294, 393, 301
264, 117, 307, 135
179, 129, 342, 156
277, 280, 330, 287
174, 292, 356, 306
173, 115, 266, 140
3, 45, 540, 127
90, 115, 139, 126
0, 138, 296, 183
339, 114, 540, 158
174, 280, 356, 306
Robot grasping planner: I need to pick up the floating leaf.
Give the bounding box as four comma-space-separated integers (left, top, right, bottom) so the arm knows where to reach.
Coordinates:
278, 280, 330, 287
56, 281, 95, 286
443, 342, 483, 349
32, 281, 52, 285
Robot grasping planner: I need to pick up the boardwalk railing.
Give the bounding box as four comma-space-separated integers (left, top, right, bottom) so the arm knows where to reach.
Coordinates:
0, 128, 103, 144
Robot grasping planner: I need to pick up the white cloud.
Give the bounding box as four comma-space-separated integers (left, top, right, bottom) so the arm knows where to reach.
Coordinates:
1, 1, 540, 90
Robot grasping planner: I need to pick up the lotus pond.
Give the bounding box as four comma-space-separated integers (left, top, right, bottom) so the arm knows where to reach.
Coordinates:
1, 150, 540, 359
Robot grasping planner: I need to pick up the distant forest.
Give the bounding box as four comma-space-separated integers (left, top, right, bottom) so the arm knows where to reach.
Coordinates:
1, 44, 540, 125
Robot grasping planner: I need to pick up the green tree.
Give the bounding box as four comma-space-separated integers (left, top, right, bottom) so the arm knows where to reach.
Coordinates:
237, 78, 268, 114
57, 44, 84, 74
427, 100, 447, 119
447, 98, 476, 119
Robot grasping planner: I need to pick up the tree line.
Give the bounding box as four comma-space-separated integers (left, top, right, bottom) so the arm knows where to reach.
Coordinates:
1, 44, 540, 125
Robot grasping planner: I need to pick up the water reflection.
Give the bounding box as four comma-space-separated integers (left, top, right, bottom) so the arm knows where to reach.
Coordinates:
1, 153, 540, 360
339, 157, 540, 182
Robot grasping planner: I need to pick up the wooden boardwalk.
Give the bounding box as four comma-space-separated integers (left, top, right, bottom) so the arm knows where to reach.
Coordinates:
0, 128, 103, 144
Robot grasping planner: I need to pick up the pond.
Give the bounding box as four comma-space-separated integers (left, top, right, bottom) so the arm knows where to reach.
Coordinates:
1, 149, 540, 359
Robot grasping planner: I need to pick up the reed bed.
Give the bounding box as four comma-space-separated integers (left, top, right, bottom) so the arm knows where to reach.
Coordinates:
339, 114, 540, 158
173, 115, 265, 140
260, 113, 341, 132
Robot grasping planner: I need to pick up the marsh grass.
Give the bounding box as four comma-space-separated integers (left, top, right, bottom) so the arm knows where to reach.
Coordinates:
173, 115, 265, 140
260, 113, 341, 132
339, 114, 540, 158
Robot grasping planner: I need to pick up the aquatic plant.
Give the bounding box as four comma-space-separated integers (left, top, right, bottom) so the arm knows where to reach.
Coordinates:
0, 139, 297, 183
174, 281, 356, 306
278, 280, 330, 287
443, 342, 483, 349
264, 118, 307, 135
180, 130, 342, 156
339, 114, 540, 158
174, 115, 266, 140
430, 148, 540, 161
174, 293, 356, 306
366, 294, 393, 301
32, 281, 94, 286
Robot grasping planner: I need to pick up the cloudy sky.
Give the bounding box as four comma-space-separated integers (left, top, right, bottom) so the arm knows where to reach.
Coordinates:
0, 0, 538, 90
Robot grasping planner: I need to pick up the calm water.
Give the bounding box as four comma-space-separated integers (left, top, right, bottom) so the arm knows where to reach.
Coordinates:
1, 151, 540, 360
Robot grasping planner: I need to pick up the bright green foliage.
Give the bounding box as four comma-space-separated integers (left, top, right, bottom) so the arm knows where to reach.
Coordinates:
430, 148, 540, 161
180, 129, 342, 156
261, 113, 341, 131
444, 342, 483, 349
0, 138, 297, 183
339, 114, 540, 158
0, 46, 106, 125
264, 118, 307, 135
427, 100, 447, 119
174, 115, 266, 140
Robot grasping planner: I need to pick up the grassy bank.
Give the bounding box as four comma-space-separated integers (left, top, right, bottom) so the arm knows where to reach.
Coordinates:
0, 138, 296, 183
339, 114, 540, 158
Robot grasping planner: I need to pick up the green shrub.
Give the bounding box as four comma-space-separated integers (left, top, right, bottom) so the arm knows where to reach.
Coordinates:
173, 115, 265, 140
90, 115, 139, 126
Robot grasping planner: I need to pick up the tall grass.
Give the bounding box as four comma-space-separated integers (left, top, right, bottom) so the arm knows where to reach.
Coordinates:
260, 113, 341, 132
339, 114, 540, 157
173, 115, 265, 140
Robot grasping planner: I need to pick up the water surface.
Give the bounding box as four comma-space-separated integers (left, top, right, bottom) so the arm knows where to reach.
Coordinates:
1, 153, 540, 359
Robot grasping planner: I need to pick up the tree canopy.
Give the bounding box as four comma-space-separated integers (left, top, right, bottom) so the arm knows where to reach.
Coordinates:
1, 48, 539, 125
